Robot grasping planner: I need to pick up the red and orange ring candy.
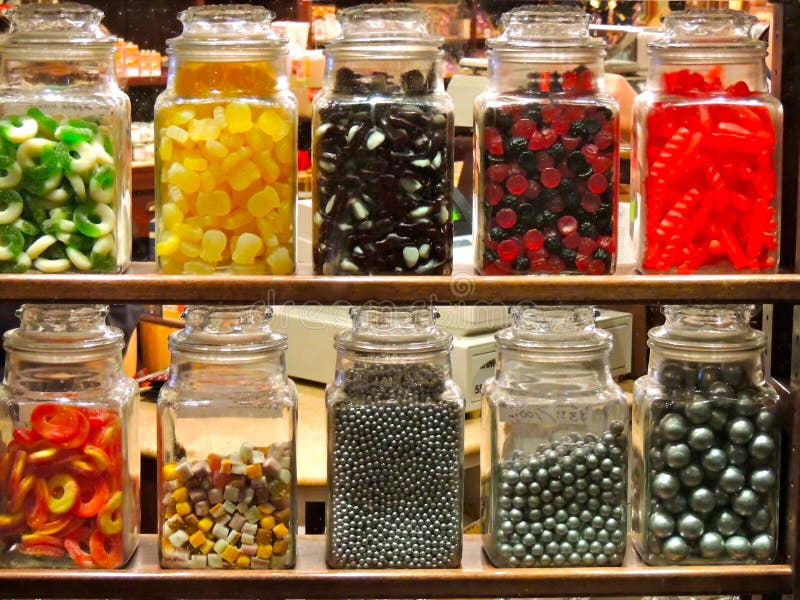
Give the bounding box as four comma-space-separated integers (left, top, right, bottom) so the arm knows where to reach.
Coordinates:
0, 403, 126, 567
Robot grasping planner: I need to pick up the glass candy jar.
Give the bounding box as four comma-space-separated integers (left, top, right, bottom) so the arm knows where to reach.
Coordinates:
154, 5, 297, 275
632, 305, 780, 565
0, 3, 131, 274
326, 306, 464, 567
0, 305, 139, 568
312, 5, 454, 275
481, 306, 628, 567
474, 7, 619, 275
158, 305, 297, 570
632, 10, 782, 274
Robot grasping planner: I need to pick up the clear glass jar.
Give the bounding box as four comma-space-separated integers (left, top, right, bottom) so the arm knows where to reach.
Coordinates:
0, 3, 131, 274
0, 305, 139, 568
481, 306, 628, 567
158, 305, 297, 570
632, 10, 782, 274
326, 306, 464, 567
632, 305, 780, 565
154, 5, 297, 275
312, 6, 454, 275
474, 7, 618, 275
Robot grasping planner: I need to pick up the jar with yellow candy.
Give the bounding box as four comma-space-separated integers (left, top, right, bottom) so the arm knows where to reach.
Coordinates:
154, 4, 297, 275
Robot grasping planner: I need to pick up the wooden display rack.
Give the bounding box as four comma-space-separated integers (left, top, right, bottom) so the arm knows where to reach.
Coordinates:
1, 3, 800, 599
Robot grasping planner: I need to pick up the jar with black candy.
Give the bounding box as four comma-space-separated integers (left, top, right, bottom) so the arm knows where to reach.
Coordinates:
326, 306, 464, 567
0, 3, 131, 274
474, 6, 618, 275
632, 305, 780, 565
157, 305, 297, 569
312, 5, 454, 275
481, 306, 628, 567
632, 10, 782, 274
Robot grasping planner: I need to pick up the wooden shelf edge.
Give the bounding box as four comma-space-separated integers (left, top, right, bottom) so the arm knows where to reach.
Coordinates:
0, 535, 792, 599
1, 263, 799, 304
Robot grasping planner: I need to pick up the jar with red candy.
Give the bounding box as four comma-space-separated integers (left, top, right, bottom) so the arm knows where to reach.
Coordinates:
474, 6, 619, 275
632, 9, 782, 274
0, 305, 139, 568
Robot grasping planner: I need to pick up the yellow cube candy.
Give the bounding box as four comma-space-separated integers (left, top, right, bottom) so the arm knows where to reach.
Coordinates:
188, 530, 207, 548
235, 554, 251, 569
256, 544, 273, 560
221, 544, 240, 564
175, 501, 192, 517
198, 517, 214, 533
272, 522, 289, 539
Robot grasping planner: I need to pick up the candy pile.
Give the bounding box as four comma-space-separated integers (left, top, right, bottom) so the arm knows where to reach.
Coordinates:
641, 68, 778, 273
488, 422, 627, 567
477, 67, 617, 275
313, 67, 453, 275
643, 360, 779, 564
328, 363, 462, 568
0, 403, 127, 567
160, 441, 293, 569
0, 109, 120, 273
156, 64, 295, 275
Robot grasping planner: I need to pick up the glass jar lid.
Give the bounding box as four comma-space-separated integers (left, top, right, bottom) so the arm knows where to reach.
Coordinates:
649, 9, 766, 57
325, 4, 442, 57
495, 305, 612, 356
1, 3, 116, 60
3, 304, 123, 353
334, 305, 451, 354
487, 6, 603, 61
648, 304, 765, 353
169, 305, 287, 354
167, 4, 287, 61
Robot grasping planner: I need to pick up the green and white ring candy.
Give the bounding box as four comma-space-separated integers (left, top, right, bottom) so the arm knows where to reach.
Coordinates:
16, 137, 56, 171
66, 173, 87, 200
0, 223, 23, 260
66, 141, 96, 175
0, 190, 23, 224
0, 162, 22, 189
25, 233, 57, 259
0, 115, 37, 144
33, 256, 71, 273
66, 246, 92, 271
74, 202, 114, 238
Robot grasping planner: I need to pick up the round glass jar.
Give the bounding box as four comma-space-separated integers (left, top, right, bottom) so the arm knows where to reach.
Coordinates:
0, 3, 131, 274
154, 5, 297, 275
632, 305, 780, 565
0, 304, 139, 568
326, 306, 464, 567
481, 306, 628, 567
158, 305, 297, 569
632, 10, 782, 274
312, 5, 454, 275
474, 6, 619, 275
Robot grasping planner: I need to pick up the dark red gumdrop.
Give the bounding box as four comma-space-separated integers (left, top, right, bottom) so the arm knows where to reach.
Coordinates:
545, 256, 566, 273
541, 129, 557, 148
562, 231, 581, 249
496, 208, 517, 229
561, 135, 582, 151
524, 228, 544, 250
497, 239, 519, 262
587, 258, 607, 274
508, 162, 526, 177
540, 167, 561, 189
577, 237, 598, 255
488, 138, 505, 156
594, 130, 614, 150
581, 144, 599, 161
598, 235, 615, 251
523, 179, 542, 200
557, 215, 578, 236
588, 173, 608, 194
540, 104, 560, 124
506, 174, 528, 195
545, 195, 565, 213
487, 164, 510, 183
592, 156, 612, 174
486, 183, 504, 205
511, 118, 537, 139
535, 151, 554, 170
565, 106, 585, 122
580, 192, 601, 213
552, 119, 570, 136
528, 131, 546, 151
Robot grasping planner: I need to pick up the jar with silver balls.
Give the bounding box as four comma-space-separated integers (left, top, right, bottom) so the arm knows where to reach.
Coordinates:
158, 305, 297, 569
632, 305, 780, 565
481, 305, 628, 567
326, 306, 464, 568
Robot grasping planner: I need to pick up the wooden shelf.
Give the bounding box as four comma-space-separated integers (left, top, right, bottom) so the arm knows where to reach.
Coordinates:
0, 535, 791, 599
1, 262, 799, 305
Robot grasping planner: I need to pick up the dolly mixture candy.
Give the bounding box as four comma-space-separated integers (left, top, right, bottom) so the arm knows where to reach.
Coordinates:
328, 363, 462, 567
160, 441, 293, 569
